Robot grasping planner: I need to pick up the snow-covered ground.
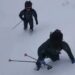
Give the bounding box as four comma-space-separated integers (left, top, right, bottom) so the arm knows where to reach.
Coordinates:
0, 0, 75, 75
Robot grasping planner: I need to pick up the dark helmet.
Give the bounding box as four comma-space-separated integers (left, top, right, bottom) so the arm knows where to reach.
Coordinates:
25, 1, 32, 8
50, 29, 63, 48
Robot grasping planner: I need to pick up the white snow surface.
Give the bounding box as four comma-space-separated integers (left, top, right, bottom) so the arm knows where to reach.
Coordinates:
0, 0, 75, 75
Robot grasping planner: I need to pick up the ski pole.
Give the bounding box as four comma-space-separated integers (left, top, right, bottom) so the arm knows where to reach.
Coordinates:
11, 21, 22, 30
8, 59, 36, 63
24, 53, 37, 60
24, 53, 52, 69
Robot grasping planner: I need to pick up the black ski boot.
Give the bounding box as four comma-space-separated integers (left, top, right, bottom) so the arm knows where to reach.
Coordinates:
36, 61, 41, 71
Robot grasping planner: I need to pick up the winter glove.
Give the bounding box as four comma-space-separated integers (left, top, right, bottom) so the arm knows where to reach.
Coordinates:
36, 21, 38, 25
72, 58, 75, 64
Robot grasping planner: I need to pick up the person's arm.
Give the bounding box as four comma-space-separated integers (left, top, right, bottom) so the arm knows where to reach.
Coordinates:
62, 41, 75, 63
32, 9, 38, 24
19, 9, 25, 21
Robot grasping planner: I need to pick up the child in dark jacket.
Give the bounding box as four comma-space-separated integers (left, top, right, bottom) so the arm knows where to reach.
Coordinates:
19, 1, 38, 31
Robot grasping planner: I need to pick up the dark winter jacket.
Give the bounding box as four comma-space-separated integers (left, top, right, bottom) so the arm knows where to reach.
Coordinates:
19, 9, 38, 24
36, 29, 75, 70
37, 38, 75, 63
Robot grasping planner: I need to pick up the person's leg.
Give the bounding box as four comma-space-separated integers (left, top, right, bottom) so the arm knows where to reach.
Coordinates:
36, 49, 45, 71
24, 21, 28, 30
29, 19, 33, 31
36, 57, 45, 71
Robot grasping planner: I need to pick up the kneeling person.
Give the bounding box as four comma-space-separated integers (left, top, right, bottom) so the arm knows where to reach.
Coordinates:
36, 29, 75, 70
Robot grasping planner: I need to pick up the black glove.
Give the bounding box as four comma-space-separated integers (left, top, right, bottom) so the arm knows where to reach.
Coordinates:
72, 58, 75, 64
36, 21, 38, 25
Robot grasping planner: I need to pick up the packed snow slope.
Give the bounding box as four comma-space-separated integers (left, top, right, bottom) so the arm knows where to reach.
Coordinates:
0, 0, 75, 75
